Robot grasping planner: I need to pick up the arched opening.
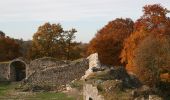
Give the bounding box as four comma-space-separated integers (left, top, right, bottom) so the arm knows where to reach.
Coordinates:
10, 61, 26, 81
89, 97, 93, 100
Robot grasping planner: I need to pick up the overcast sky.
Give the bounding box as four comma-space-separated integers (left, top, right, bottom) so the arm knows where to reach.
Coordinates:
0, 0, 170, 43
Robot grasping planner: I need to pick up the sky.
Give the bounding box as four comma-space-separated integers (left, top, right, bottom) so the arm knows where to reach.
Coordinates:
0, 0, 170, 43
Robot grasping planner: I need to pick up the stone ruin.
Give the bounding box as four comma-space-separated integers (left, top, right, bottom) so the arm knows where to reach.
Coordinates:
0, 53, 165, 99
0, 53, 105, 91
0, 58, 28, 82
0, 53, 104, 82
81, 53, 102, 79
83, 84, 104, 100
24, 58, 89, 91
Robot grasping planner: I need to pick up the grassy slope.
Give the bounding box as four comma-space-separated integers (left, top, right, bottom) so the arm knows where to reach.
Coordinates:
0, 82, 75, 100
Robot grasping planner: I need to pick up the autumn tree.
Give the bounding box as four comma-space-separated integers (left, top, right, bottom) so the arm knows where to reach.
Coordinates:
0, 31, 5, 37
0, 31, 21, 61
16, 39, 32, 59
64, 28, 77, 60
121, 4, 170, 73
87, 18, 134, 65
133, 35, 170, 87
66, 42, 87, 60
29, 22, 78, 60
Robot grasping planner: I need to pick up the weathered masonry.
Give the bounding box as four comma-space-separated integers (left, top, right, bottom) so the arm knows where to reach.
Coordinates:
0, 57, 89, 83
0, 58, 28, 81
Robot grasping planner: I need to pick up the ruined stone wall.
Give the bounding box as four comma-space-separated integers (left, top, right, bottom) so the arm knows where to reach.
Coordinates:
0, 62, 10, 81
26, 58, 89, 90
27, 57, 69, 77
83, 84, 104, 100
0, 58, 28, 81
10, 58, 28, 81
82, 53, 101, 79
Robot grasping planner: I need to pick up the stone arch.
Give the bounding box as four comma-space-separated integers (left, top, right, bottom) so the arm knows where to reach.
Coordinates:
9, 59, 27, 81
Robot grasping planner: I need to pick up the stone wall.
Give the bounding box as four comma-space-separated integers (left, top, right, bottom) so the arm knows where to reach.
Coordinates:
83, 84, 104, 100
0, 62, 9, 81
82, 53, 103, 79
0, 58, 28, 81
0, 57, 88, 84
10, 58, 28, 81
25, 58, 89, 90
27, 57, 69, 77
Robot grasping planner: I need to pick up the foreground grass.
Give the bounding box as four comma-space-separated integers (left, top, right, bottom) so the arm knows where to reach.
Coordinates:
0, 82, 75, 100
31, 92, 75, 100
0, 82, 14, 96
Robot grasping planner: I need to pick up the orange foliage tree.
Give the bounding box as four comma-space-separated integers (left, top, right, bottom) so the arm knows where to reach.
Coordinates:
133, 35, 170, 87
87, 18, 134, 65
120, 4, 170, 85
0, 31, 21, 61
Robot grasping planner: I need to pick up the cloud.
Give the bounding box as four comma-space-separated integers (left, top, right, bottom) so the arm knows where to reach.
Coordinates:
0, 0, 117, 22
1, 0, 170, 42
1, 0, 170, 22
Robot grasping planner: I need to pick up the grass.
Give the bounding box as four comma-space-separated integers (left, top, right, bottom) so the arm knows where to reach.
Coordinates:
70, 80, 84, 90
28, 92, 75, 100
0, 82, 75, 100
0, 81, 13, 96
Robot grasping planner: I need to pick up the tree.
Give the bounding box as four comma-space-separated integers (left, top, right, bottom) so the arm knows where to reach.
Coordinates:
133, 35, 170, 87
0, 31, 21, 61
29, 22, 78, 60
87, 18, 134, 65
64, 28, 77, 60
66, 42, 87, 60
15, 39, 32, 59
29, 23, 63, 59
0, 31, 5, 37
121, 4, 170, 84
121, 4, 170, 73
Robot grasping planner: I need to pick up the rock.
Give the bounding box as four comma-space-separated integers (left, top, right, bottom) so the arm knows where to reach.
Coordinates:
83, 84, 104, 100
134, 96, 145, 100
87, 53, 101, 68
149, 95, 163, 100
66, 84, 72, 91
92, 67, 105, 72
101, 80, 123, 92
82, 53, 102, 79
109, 66, 141, 88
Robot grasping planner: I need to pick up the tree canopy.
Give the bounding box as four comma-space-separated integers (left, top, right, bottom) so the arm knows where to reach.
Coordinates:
0, 31, 21, 61
87, 18, 134, 66
29, 22, 82, 60
120, 4, 170, 86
